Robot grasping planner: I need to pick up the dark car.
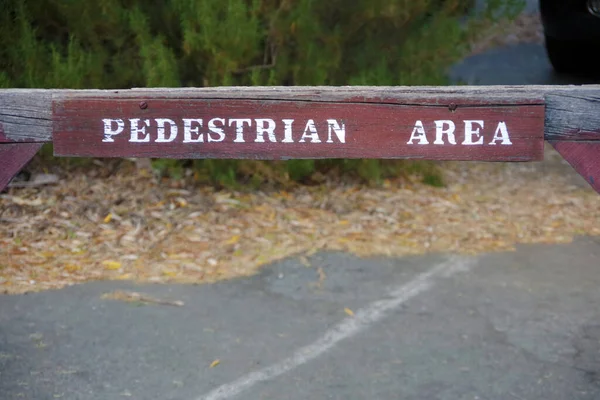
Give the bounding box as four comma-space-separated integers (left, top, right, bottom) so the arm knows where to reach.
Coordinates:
540, 0, 600, 74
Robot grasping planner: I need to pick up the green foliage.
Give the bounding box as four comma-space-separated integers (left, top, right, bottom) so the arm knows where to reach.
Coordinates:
404, 160, 445, 187
286, 160, 315, 182
193, 159, 240, 187
152, 158, 185, 180
0, 0, 523, 187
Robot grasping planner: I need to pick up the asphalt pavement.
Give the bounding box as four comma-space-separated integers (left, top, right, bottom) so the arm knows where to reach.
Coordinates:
3, 9, 600, 400
2, 239, 600, 400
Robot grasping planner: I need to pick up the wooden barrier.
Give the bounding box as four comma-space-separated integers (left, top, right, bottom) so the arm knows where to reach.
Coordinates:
1, 86, 599, 192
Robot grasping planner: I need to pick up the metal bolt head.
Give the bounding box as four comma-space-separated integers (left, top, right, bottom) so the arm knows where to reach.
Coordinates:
139, 101, 148, 110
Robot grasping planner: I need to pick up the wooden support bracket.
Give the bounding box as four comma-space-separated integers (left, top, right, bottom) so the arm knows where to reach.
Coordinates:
0, 143, 43, 192
550, 141, 600, 193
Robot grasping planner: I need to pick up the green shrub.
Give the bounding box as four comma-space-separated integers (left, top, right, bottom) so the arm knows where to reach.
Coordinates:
0, 0, 523, 187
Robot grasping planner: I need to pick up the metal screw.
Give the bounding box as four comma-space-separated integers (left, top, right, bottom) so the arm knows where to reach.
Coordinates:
448, 103, 457, 112
139, 101, 148, 110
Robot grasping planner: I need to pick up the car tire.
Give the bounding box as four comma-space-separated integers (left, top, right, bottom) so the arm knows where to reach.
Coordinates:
544, 35, 587, 75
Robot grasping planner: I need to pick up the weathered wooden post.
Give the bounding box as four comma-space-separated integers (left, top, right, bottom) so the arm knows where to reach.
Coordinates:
1, 86, 599, 192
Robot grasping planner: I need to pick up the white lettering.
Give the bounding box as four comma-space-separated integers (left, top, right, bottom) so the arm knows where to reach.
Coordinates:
208, 118, 226, 142
183, 119, 204, 143
155, 118, 178, 143
129, 119, 150, 143
254, 119, 277, 143
326, 119, 345, 143
229, 119, 251, 143
282, 119, 294, 143
299, 119, 321, 143
433, 120, 456, 145
407, 120, 429, 145
489, 122, 512, 145
100, 117, 518, 148
462, 120, 484, 145
102, 119, 124, 142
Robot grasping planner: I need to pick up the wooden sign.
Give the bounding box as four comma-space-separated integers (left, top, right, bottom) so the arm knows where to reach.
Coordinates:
52, 91, 545, 161
1, 86, 600, 193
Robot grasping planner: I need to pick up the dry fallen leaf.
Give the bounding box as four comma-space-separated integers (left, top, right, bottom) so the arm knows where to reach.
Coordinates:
344, 308, 355, 317
9, 196, 43, 207
299, 256, 311, 268
174, 197, 188, 207
101, 290, 184, 307
209, 359, 220, 368
225, 235, 240, 245
8, 173, 59, 188
317, 267, 326, 284
103, 213, 113, 223
64, 264, 80, 273
102, 260, 122, 270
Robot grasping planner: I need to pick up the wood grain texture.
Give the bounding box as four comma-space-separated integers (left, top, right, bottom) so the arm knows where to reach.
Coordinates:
545, 90, 600, 141
0, 143, 43, 192
550, 141, 600, 194
55, 86, 547, 104
1, 85, 600, 144
0, 90, 52, 143
53, 98, 544, 161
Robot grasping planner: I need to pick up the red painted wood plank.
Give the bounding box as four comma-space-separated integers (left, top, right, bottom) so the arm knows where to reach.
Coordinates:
53, 99, 544, 161
550, 141, 600, 194
0, 143, 43, 192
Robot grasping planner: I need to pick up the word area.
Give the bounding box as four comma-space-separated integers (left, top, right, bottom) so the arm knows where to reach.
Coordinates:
407, 120, 512, 146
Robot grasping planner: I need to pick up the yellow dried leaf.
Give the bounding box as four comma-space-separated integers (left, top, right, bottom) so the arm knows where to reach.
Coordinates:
103, 213, 113, 223
64, 264, 80, 273
338, 220, 350, 226
162, 270, 178, 278
209, 359, 220, 368
299, 256, 311, 268
344, 307, 354, 317
317, 267, 326, 283
225, 235, 240, 245
102, 260, 122, 270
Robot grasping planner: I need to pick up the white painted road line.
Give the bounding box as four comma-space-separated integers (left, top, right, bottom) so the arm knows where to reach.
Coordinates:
196, 256, 477, 400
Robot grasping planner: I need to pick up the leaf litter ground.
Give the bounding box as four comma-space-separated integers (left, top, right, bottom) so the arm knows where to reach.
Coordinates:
1, 146, 599, 295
